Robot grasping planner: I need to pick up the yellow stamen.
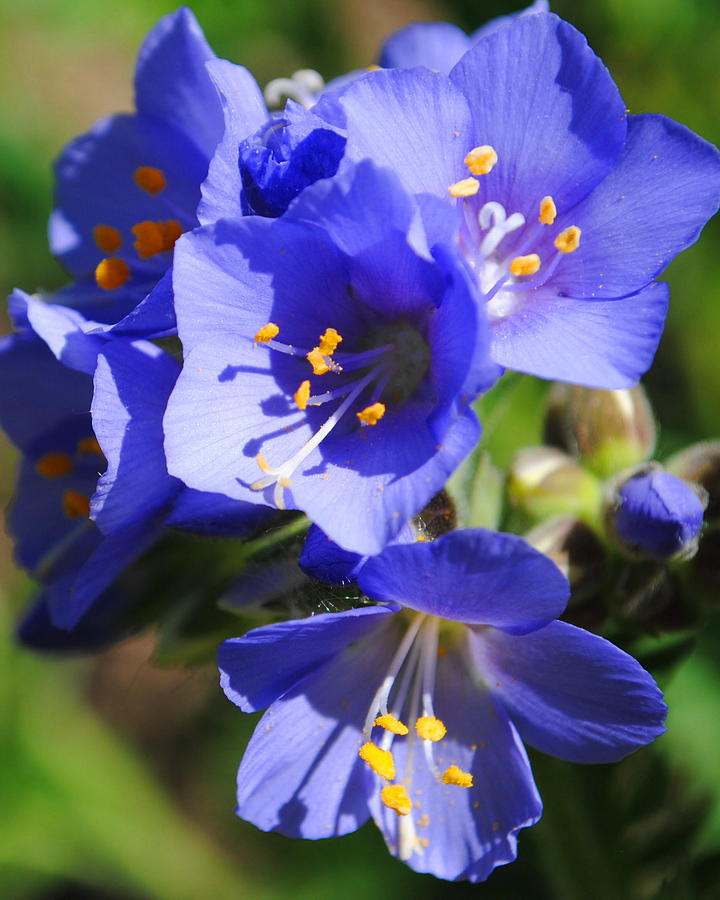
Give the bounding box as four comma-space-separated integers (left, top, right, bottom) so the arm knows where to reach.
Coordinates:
134, 166, 166, 194
509, 253, 541, 277
464, 145, 498, 176
539, 196, 557, 225
306, 347, 330, 375
356, 402, 386, 426
359, 742, 396, 780
35, 452, 73, 478
318, 327, 343, 355
62, 490, 91, 519
256, 453, 273, 473
294, 380, 311, 410
554, 225, 581, 254
442, 765, 473, 788
162, 219, 183, 251
381, 784, 412, 816
415, 716, 447, 742
366, 64, 381, 72
77, 436, 103, 456
132, 221, 166, 259
254, 323, 280, 343
448, 177, 480, 198
95, 257, 130, 291
93, 224, 122, 254
375, 714, 409, 736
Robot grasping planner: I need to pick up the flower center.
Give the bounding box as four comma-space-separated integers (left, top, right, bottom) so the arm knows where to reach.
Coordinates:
93, 165, 186, 291
450, 146, 582, 320
248, 318, 430, 509
357, 613, 474, 861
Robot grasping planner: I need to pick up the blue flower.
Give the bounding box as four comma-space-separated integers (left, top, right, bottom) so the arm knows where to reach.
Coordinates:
218, 528, 666, 882
0, 290, 268, 636
164, 159, 500, 554
610, 467, 706, 559
327, 12, 720, 388
49, 9, 267, 335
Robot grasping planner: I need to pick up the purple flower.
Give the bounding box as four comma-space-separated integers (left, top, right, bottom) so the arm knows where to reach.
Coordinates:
49, 9, 267, 335
327, 12, 720, 388
0, 290, 268, 635
610, 467, 706, 559
164, 159, 500, 554
219, 529, 666, 882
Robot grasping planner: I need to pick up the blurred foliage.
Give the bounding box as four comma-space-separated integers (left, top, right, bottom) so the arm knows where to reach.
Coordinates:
1, 0, 720, 897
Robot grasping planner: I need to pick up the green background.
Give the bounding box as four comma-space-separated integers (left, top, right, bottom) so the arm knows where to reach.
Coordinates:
1, 1, 719, 897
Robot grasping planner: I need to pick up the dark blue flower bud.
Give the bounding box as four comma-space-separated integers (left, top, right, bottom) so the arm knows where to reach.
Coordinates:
610, 468, 706, 559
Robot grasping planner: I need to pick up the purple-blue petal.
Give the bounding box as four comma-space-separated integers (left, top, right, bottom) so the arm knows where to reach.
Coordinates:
449, 13, 627, 219
219, 604, 396, 713
489, 281, 669, 388
471, 620, 668, 763
233, 624, 400, 838
357, 528, 569, 631
378, 22, 472, 74
134, 8, 222, 160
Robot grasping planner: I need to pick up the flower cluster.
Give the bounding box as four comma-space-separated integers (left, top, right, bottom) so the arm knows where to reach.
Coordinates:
2, 3, 720, 884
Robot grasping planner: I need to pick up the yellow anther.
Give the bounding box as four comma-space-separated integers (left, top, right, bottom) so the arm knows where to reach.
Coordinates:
306, 347, 331, 375
254, 323, 279, 344
381, 784, 412, 816
554, 225, 582, 254
356, 402, 386, 426
415, 716, 447, 742
464, 145, 498, 176
77, 436, 103, 456
375, 714, 409, 736
256, 453, 273, 473
35, 452, 73, 478
294, 380, 311, 410
62, 490, 91, 519
133, 166, 166, 194
162, 219, 183, 251
359, 742, 396, 780
539, 196, 557, 225
442, 765, 473, 788
95, 257, 130, 291
366, 64, 381, 72
132, 221, 166, 259
318, 327, 343, 355
448, 177, 480, 198
278, 476, 291, 488
509, 253, 541, 277
93, 224, 122, 254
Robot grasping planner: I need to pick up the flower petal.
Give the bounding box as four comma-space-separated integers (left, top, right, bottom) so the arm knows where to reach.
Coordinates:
550, 114, 720, 299
489, 281, 669, 388
471, 620, 668, 763
357, 529, 569, 631
378, 22, 472, 74
450, 13, 627, 219
233, 624, 399, 838
219, 605, 396, 712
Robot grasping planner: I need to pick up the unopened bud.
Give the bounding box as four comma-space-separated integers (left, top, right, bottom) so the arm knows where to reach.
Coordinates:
544, 383, 656, 477
606, 466, 707, 560
666, 441, 720, 520
508, 447, 602, 522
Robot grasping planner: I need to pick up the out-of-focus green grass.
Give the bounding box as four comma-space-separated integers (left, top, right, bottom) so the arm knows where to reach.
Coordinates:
1, 1, 720, 897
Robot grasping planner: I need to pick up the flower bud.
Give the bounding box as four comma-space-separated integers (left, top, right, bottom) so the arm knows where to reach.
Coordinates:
606, 466, 706, 560
508, 447, 602, 522
544, 383, 656, 477
666, 440, 720, 520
